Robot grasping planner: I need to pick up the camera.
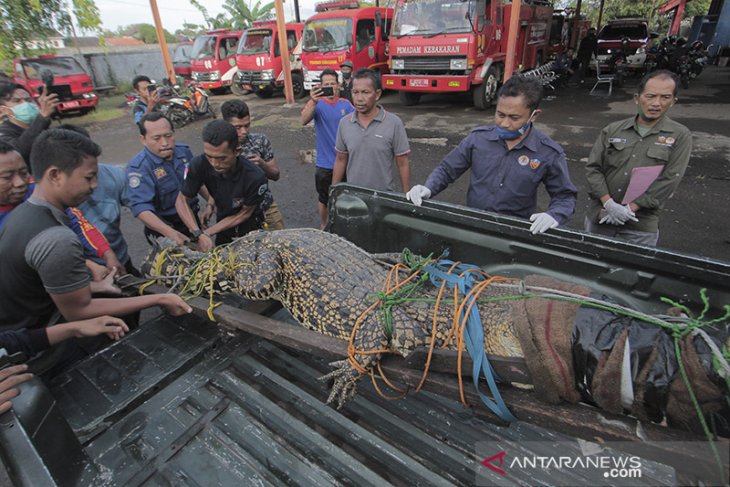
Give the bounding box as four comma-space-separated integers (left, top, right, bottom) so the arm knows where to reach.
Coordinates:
320, 86, 334, 97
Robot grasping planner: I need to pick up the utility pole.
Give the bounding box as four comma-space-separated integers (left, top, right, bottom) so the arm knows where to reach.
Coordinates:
503, 0, 521, 82
275, 0, 295, 103
149, 0, 176, 82
293, 0, 301, 22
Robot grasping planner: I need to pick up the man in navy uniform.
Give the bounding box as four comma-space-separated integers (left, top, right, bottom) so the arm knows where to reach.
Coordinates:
175, 120, 268, 252
126, 112, 206, 245
406, 76, 577, 234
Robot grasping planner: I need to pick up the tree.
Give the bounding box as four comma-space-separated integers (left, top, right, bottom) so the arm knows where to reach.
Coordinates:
0, 0, 101, 61
223, 0, 275, 30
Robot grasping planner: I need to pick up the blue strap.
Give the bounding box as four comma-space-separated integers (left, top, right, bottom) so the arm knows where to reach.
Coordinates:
423, 260, 518, 422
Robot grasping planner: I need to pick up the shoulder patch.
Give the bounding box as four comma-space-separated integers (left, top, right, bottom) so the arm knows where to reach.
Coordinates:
128, 175, 141, 188
257, 183, 268, 196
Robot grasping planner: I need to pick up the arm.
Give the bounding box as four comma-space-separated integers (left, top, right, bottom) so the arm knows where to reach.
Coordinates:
395, 154, 411, 192
424, 136, 474, 197
543, 152, 578, 225
631, 129, 692, 212
46, 316, 129, 345
205, 205, 257, 237
584, 129, 612, 203
137, 210, 188, 245
66, 207, 121, 270
50, 286, 191, 322
0, 329, 49, 357
332, 151, 348, 185
175, 192, 213, 251
300, 88, 323, 125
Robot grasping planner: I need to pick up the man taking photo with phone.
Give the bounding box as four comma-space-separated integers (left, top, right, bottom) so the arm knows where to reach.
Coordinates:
0, 82, 59, 165
300, 69, 353, 229
131, 75, 159, 126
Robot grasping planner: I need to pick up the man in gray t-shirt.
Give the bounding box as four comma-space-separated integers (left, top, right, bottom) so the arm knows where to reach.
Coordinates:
333, 69, 411, 193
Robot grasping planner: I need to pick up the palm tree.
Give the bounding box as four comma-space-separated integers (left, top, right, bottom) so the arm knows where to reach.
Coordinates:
223, 0, 276, 30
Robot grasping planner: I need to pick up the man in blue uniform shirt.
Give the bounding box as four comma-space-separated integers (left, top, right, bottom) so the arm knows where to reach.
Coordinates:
126, 112, 200, 245
175, 120, 268, 252
406, 76, 577, 234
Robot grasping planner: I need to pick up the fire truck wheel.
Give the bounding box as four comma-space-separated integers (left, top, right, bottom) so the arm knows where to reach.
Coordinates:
231, 83, 251, 97
292, 73, 307, 99
399, 91, 421, 106
210, 87, 229, 95
473, 65, 500, 110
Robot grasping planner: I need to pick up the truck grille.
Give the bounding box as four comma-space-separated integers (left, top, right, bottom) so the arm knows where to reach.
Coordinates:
193, 71, 216, 81
238, 70, 265, 84
395, 57, 452, 71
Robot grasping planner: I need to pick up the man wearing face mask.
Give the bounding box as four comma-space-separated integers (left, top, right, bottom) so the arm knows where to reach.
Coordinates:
339, 61, 354, 103
406, 76, 576, 235
0, 83, 59, 165
584, 70, 691, 246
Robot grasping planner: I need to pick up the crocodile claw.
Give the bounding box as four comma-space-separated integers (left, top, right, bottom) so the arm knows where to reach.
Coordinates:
319, 360, 360, 408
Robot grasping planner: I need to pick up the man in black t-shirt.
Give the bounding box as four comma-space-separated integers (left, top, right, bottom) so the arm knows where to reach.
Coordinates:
175, 120, 268, 251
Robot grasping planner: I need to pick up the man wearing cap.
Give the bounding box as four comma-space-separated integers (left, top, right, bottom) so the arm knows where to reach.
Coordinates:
339, 61, 354, 103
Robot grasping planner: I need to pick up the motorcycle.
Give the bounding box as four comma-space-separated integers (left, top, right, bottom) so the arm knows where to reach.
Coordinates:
125, 81, 216, 128
155, 80, 216, 128
609, 48, 628, 87
675, 53, 692, 89
688, 41, 707, 79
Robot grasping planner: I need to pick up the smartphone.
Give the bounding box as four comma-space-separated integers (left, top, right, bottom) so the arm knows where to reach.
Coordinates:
320, 86, 334, 97
147, 84, 158, 93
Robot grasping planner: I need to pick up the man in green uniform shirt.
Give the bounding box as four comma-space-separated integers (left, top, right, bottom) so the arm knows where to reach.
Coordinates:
585, 70, 692, 246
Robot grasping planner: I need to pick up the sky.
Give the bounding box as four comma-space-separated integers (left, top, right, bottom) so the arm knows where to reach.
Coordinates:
94, 0, 319, 33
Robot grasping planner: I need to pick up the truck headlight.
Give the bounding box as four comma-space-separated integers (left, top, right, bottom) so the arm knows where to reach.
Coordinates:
450, 58, 467, 70
392, 58, 404, 70
82, 93, 96, 99
192, 72, 200, 80
209, 70, 221, 81
260, 70, 274, 80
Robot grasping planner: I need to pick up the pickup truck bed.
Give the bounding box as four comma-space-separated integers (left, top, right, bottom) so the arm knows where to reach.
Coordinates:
1, 185, 728, 485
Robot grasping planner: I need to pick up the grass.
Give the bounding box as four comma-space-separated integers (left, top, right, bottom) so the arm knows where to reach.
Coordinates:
64, 93, 129, 125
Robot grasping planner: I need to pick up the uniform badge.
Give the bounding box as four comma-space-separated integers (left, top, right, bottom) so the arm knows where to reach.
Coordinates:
608, 137, 626, 144
232, 198, 243, 208
183, 164, 189, 180
257, 184, 268, 196
154, 168, 167, 179
665, 137, 675, 145
658, 136, 667, 143
129, 176, 141, 188
518, 155, 530, 166
530, 159, 541, 170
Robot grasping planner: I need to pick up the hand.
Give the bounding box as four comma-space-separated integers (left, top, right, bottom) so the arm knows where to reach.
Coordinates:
0, 364, 33, 414
529, 213, 559, 234
73, 316, 129, 341
92, 267, 122, 296
103, 250, 125, 277
168, 230, 189, 247
601, 198, 638, 225
196, 233, 214, 252
199, 203, 215, 227
405, 185, 431, 206
159, 294, 193, 316
246, 152, 265, 166
144, 89, 160, 108
86, 259, 108, 281
38, 85, 59, 118
310, 86, 323, 103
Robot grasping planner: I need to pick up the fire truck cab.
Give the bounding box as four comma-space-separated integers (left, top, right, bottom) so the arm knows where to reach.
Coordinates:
383, 0, 553, 109
301, 1, 393, 91
190, 29, 243, 94
12, 55, 98, 115
234, 21, 306, 99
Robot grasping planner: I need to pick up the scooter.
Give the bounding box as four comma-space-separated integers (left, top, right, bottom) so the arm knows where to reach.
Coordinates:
153, 80, 216, 128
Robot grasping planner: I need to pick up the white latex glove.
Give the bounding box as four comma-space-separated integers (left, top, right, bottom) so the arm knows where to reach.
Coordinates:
405, 185, 431, 206
529, 212, 559, 234
600, 198, 638, 225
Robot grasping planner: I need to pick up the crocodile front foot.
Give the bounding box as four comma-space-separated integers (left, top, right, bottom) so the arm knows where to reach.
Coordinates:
319, 360, 361, 409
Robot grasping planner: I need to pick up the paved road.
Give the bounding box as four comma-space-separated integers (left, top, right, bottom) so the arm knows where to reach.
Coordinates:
78, 66, 730, 267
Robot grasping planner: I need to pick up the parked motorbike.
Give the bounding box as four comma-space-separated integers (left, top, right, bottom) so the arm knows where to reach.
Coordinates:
688, 41, 707, 79
675, 53, 692, 89
125, 80, 215, 128
609, 41, 629, 87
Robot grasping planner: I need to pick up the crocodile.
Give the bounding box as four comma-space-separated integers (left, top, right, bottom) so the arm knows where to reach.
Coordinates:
144, 228, 730, 432
144, 228, 524, 406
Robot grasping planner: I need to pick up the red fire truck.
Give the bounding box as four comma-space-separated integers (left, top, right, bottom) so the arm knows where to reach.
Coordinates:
190, 29, 243, 94
383, 0, 553, 109
12, 55, 98, 115
301, 0, 393, 91
233, 21, 306, 99
546, 10, 591, 57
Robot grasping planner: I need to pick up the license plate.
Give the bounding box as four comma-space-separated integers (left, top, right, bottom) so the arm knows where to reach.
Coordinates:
409, 79, 429, 87
64, 100, 80, 108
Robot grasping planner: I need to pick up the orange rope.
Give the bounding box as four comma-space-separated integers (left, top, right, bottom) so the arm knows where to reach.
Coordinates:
347, 257, 518, 405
